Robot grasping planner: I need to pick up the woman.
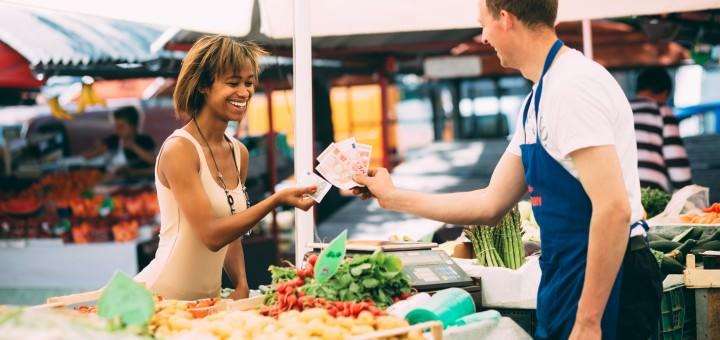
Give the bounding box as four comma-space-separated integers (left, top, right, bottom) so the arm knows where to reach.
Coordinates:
135, 35, 316, 300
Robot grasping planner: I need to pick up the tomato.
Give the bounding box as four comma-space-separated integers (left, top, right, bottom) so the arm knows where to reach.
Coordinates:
307, 254, 318, 266
351, 303, 363, 315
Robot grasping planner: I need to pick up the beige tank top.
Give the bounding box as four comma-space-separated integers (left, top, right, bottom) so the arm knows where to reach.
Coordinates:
135, 129, 247, 300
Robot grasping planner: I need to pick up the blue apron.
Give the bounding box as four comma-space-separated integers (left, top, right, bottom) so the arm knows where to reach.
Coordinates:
520, 40, 623, 340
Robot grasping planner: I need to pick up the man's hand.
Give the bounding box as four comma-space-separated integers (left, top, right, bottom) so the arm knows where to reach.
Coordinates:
568, 319, 601, 340
352, 168, 396, 206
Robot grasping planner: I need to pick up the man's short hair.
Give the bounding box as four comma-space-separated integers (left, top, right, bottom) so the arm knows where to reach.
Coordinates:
486, 0, 558, 28
636, 67, 673, 95
113, 106, 140, 128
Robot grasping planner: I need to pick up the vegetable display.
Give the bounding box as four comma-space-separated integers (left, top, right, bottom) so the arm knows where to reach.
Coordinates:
680, 202, 720, 224
648, 226, 720, 277
466, 207, 525, 269
640, 187, 671, 218
261, 250, 413, 319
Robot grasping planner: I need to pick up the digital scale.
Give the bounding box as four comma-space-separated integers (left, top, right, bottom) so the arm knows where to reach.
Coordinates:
308, 241, 476, 292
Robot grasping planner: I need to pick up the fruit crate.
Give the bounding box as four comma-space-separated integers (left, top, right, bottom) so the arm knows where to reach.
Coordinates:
656, 284, 687, 340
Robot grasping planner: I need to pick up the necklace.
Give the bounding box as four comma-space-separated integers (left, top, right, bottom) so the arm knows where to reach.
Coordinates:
192, 118, 251, 217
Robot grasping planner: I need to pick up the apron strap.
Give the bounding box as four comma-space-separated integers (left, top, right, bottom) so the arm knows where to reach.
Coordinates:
522, 40, 564, 144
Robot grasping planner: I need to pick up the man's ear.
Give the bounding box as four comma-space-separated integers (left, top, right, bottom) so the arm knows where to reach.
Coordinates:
499, 9, 515, 31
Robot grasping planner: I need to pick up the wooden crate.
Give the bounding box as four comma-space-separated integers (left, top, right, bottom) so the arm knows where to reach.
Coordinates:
349, 321, 443, 340
684, 254, 720, 288
684, 254, 720, 340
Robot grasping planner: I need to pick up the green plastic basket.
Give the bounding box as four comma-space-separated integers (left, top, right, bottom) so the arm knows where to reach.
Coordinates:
657, 285, 686, 340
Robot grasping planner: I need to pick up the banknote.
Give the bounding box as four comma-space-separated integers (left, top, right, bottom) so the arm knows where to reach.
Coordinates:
316, 156, 360, 190
299, 171, 332, 203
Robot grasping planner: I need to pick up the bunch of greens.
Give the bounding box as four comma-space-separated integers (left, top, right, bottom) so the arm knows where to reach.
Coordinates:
261, 265, 298, 305
641, 187, 671, 218
492, 208, 525, 269
466, 207, 525, 269
301, 250, 412, 308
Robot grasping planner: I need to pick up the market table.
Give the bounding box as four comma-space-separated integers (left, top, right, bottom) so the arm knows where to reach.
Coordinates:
0, 239, 140, 304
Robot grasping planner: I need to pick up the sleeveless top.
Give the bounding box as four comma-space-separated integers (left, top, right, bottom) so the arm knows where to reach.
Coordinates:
135, 129, 247, 300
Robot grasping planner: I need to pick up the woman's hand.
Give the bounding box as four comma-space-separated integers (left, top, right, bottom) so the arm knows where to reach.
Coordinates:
228, 286, 249, 300
277, 186, 317, 211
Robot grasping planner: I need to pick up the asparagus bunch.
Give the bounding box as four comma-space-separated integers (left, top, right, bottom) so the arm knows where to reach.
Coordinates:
465, 225, 505, 267
465, 207, 525, 269
495, 208, 525, 269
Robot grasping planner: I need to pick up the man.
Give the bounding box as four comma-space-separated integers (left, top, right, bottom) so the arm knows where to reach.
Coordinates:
84, 106, 156, 178
353, 1, 660, 339
631, 67, 692, 192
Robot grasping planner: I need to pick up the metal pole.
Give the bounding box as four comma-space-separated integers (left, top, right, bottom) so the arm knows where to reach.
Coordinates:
582, 19, 594, 60
263, 85, 279, 257
379, 74, 391, 169
292, 0, 315, 266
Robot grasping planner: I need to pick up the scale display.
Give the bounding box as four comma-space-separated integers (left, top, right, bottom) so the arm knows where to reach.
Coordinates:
393, 250, 474, 291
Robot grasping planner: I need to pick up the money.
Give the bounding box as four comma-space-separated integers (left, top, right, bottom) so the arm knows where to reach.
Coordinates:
315, 137, 372, 190
316, 156, 360, 190
300, 171, 332, 203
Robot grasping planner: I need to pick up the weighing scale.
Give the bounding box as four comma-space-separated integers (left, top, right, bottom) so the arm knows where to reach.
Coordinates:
308, 241, 476, 292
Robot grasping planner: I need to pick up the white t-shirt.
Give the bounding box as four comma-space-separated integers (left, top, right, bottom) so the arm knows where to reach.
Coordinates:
507, 48, 645, 228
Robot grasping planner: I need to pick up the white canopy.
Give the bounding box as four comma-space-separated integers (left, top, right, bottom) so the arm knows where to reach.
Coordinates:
4, 0, 720, 38
4, 0, 719, 264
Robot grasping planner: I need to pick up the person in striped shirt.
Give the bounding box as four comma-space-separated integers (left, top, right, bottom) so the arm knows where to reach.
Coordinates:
631, 67, 693, 192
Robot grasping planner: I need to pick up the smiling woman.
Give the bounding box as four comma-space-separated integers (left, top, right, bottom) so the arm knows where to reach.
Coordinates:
134, 35, 318, 301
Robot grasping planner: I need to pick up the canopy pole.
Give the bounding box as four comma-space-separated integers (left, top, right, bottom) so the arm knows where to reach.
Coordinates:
292, 0, 315, 266
263, 84, 280, 263
582, 19, 593, 60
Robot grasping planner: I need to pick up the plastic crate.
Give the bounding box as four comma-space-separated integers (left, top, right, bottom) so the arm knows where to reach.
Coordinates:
683, 288, 695, 340
657, 285, 686, 340
491, 308, 536, 336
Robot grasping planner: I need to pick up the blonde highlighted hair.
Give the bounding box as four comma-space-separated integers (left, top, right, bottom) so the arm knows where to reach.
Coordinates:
173, 35, 267, 119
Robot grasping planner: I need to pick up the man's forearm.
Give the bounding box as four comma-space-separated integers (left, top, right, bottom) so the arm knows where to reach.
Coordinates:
576, 208, 629, 325
383, 189, 499, 226
129, 144, 155, 164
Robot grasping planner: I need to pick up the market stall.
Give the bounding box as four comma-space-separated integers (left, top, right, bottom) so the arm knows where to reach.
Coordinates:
1, 235, 533, 339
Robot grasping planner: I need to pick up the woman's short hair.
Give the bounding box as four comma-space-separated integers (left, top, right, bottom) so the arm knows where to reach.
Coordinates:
173, 35, 267, 119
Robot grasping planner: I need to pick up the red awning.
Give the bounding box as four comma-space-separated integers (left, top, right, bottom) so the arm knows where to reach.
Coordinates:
0, 42, 41, 89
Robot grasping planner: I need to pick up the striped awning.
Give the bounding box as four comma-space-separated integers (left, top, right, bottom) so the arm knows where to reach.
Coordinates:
0, 2, 164, 68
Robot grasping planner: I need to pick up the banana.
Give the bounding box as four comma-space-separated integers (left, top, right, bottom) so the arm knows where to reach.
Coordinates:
48, 96, 73, 120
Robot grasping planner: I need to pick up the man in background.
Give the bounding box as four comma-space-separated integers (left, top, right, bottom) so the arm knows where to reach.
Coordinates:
84, 106, 155, 179
631, 67, 692, 192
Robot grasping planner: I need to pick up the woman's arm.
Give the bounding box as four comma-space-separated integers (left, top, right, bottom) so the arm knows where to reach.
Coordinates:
223, 240, 249, 299
159, 138, 316, 252
223, 141, 251, 299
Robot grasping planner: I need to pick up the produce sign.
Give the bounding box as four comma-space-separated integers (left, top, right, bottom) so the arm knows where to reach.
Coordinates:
315, 230, 347, 283
465, 207, 525, 269
97, 272, 155, 330
261, 251, 413, 318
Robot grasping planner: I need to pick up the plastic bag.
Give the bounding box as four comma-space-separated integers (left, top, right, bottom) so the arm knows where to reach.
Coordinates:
648, 185, 710, 226
453, 256, 541, 309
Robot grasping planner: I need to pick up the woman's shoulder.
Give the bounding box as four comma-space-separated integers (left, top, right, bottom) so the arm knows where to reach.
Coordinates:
228, 136, 249, 159
159, 134, 200, 164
